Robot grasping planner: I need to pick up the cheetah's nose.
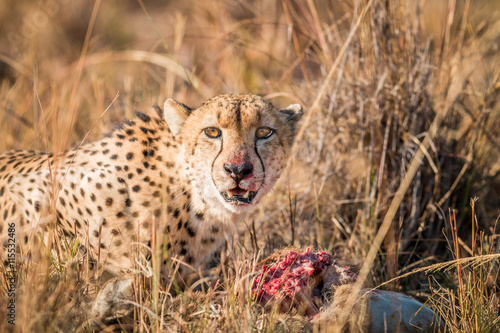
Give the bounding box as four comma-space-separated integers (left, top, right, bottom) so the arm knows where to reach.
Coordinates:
223, 162, 253, 181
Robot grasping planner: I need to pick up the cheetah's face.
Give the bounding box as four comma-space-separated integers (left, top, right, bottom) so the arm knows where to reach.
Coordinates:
164, 94, 302, 214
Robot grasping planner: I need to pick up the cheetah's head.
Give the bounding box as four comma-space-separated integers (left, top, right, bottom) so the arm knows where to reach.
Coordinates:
164, 93, 302, 215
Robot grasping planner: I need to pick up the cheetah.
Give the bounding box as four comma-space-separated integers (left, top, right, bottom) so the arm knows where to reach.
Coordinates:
0, 93, 302, 312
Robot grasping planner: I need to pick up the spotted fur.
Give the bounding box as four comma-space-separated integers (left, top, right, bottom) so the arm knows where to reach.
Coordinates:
0, 93, 302, 286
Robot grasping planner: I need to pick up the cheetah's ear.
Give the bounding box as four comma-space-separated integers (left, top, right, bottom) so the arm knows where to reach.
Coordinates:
164, 99, 192, 136
279, 104, 303, 122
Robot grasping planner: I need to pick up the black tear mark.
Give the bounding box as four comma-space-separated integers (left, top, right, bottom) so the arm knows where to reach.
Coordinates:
254, 139, 266, 194
210, 132, 223, 191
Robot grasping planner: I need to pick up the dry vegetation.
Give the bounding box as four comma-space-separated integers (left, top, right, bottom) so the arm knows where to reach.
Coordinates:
0, 0, 500, 331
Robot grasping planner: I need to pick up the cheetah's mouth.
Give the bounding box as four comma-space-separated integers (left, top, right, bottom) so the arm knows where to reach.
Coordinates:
221, 188, 256, 204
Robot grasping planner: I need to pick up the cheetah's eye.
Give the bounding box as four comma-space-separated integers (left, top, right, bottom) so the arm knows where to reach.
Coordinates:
203, 127, 222, 139
256, 127, 274, 139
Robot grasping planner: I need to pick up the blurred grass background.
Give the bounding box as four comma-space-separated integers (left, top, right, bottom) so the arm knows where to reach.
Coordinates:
0, 0, 499, 331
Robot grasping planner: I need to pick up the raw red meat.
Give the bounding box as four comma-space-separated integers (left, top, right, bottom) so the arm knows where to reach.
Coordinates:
251, 248, 441, 332
252, 248, 357, 316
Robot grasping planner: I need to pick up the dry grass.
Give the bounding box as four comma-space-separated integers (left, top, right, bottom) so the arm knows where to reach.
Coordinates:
1, 0, 500, 331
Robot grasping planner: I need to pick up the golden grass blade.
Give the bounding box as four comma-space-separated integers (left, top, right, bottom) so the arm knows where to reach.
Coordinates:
292, 0, 374, 153
78, 50, 210, 97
